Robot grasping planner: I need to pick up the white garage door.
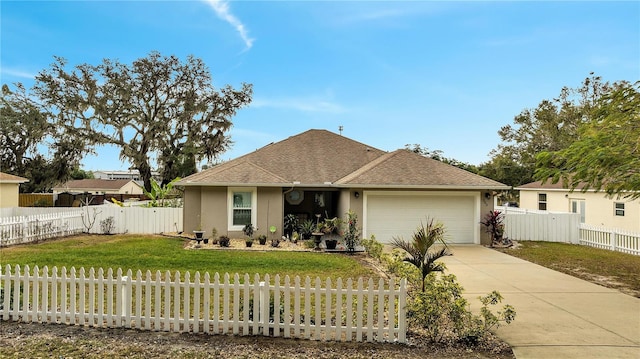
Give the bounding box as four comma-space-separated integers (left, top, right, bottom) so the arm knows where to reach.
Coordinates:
365, 192, 478, 244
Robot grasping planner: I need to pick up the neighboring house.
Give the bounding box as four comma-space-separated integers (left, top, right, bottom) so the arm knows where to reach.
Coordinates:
179, 130, 508, 244
93, 170, 160, 181
52, 179, 144, 195
0, 172, 28, 208
517, 181, 640, 232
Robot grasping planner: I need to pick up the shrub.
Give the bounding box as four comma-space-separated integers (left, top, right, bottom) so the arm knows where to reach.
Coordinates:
480, 210, 511, 247
242, 223, 254, 238
390, 218, 450, 292
283, 214, 299, 238
219, 235, 230, 247
100, 216, 116, 234
361, 235, 383, 261
211, 227, 219, 244
384, 235, 516, 344
342, 210, 360, 252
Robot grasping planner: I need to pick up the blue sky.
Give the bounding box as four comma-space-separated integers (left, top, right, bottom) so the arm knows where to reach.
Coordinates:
2, 1, 639, 171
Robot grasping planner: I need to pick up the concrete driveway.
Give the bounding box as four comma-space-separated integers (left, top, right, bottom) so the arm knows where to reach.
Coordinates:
441, 245, 640, 359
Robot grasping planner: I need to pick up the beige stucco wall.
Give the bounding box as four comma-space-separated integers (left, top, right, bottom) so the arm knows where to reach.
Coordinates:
256, 187, 284, 239
519, 190, 640, 232
184, 186, 285, 239
183, 186, 202, 234
200, 187, 227, 236
0, 183, 20, 208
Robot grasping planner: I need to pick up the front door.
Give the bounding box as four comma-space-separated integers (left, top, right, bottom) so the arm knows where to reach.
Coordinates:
571, 199, 586, 223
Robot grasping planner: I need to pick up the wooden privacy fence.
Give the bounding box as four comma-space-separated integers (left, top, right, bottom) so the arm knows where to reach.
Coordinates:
0, 265, 407, 343
579, 224, 640, 255
19, 193, 54, 207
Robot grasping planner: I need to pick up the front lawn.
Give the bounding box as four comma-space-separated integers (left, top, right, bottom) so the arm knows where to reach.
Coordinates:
497, 241, 640, 297
0, 234, 377, 281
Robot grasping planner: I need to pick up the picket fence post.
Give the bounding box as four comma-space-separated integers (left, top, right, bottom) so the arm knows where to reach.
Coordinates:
610, 230, 617, 252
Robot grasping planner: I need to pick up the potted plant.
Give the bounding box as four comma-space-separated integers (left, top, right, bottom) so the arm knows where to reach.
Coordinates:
243, 223, 255, 247
258, 234, 267, 245
193, 216, 205, 241
322, 217, 341, 250
311, 222, 325, 250
193, 227, 205, 243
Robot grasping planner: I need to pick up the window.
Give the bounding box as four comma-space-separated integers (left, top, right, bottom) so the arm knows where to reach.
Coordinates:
538, 193, 547, 211
228, 188, 257, 230
615, 202, 625, 216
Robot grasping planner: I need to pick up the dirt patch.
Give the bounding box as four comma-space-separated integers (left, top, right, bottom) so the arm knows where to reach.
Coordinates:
561, 266, 640, 297
0, 321, 513, 359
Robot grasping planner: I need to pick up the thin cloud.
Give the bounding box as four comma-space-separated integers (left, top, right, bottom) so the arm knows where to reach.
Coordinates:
202, 0, 254, 50
1, 67, 36, 80
252, 96, 346, 114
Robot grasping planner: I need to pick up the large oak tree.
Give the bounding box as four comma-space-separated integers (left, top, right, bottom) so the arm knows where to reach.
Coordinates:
483, 74, 612, 188
33, 52, 252, 191
535, 81, 640, 199
0, 84, 88, 192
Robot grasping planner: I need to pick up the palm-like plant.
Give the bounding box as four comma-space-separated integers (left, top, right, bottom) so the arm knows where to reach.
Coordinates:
390, 218, 450, 292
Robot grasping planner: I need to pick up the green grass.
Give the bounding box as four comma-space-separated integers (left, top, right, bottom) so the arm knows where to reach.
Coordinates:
0, 234, 377, 281
499, 241, 640, 297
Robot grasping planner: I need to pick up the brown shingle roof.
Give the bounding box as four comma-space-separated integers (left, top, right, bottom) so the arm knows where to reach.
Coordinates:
0, 172, 28, 183
55, 179, 137, 191
182, 129, 386, 185
181, 129, 508, 189
337, 150, 506, 188
517, 180, 588, 190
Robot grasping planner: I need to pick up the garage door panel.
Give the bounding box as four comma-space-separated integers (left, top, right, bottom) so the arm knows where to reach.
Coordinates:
366, 194, 476, 244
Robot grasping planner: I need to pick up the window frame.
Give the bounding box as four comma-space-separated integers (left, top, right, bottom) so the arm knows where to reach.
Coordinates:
227, 187, 257, 231
538, 193, 547, 211
614, 202, 625, 217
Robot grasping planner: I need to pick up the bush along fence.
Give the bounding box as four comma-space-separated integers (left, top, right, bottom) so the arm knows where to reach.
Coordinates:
0, 265, 407, 343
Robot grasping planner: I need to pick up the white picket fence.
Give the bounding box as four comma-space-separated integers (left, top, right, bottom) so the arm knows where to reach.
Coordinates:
579, 224, 640, 255
0, 212, 85, 246
0, 265, 407, 343
1, 206, 183, 246
496, 206, 640, 255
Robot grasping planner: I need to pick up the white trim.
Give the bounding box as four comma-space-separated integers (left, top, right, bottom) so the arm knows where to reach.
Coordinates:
227, 187, 257, 231
362, 190, 481, 244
